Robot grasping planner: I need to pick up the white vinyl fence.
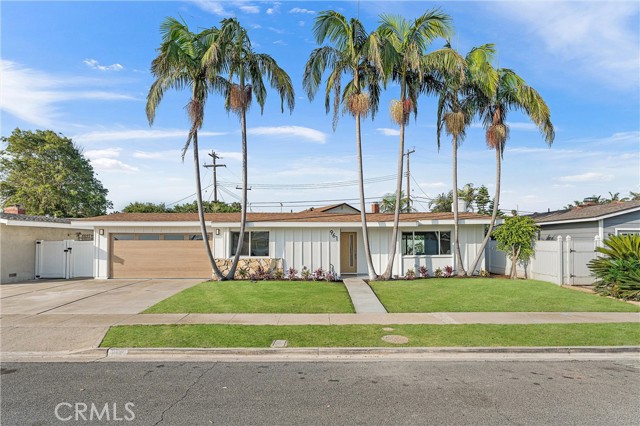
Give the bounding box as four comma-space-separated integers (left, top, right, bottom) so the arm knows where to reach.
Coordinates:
35, 240, 94, 279
486, 236, 601, 285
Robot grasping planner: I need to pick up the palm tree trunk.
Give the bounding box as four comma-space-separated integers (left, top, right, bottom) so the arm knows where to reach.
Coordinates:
193, 130, 225, 280
383, 121, 405, 279
452, 134, 466, 276
226, 104, 248, 280
356, 113, 377, 280
468, 147, 501, 275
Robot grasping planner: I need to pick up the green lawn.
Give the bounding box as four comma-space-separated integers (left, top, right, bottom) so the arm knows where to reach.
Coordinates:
144, 280, 354, 314
101, 323, 640, 348
369, 279, 640, 313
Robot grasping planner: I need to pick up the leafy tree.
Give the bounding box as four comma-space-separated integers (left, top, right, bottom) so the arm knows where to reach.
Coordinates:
434, 44, 498, 276
172, 201, 241, 213
377, 11, 452, 279
122, 200, 241, 213
492, 215, 539, 279
303, 11, 386, 280
123, 202, 169, 213
429, 190, 453, 213
629, 191, 640, 201
0, 129, 112, 217
458, 183, 476, 207
146, 17, 227, 280
379, 191, 413, 213
207, 18, 294, 280
475, 185, 491, 215
467, 66, 554, 276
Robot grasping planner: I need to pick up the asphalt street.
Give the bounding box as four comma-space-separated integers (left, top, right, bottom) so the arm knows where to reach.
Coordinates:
1, 360, 639, 425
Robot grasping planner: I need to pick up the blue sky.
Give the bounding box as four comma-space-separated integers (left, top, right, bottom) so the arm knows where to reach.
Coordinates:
1, 0, 639, 214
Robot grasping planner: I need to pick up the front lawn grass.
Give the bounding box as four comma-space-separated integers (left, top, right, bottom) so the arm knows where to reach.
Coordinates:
369, 278, 640, 312
101, 323, 640, 348
144, 280, 354, 314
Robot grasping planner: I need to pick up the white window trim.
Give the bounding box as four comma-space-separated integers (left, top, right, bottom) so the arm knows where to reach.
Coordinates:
615, 228, 640, 236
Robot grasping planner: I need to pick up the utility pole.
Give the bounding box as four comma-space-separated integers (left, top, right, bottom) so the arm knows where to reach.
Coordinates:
404, 148, 415, 212
203, 151, 226, 203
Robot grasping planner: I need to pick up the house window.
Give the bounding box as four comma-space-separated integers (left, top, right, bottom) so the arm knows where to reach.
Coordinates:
138, 234, 160, 240
163, 234, 185, 240
231, 231, 270, 257
615, 229, 639, 236
112, 234, 134, 241
402, 231, 451, 255
189, 233, 212, 240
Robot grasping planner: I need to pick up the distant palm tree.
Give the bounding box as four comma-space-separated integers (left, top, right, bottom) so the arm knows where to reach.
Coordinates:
146, 17, 226, 280
206, 18, 295, 279
380, 191, 413, 213
630, 191, 640, 201
303, 11, 387, 280
429, 191, 453, 213
377, 10, 452, 279
434, 44, 498, 276
467, 67, 554, 276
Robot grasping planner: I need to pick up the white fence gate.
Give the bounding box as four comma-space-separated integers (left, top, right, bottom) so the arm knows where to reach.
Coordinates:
35, 240, 94, 279
486, 236, 600, 285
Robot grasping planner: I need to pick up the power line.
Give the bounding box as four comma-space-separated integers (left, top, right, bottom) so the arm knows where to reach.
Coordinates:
216, 174, 397, 190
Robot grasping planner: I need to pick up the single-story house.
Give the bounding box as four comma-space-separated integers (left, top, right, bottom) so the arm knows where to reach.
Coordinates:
0, 206, 94, 284
534, 200, 640, 241
73, 203, 492, 279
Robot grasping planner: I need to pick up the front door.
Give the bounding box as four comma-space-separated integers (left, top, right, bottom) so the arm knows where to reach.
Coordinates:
340, 232, 358, 274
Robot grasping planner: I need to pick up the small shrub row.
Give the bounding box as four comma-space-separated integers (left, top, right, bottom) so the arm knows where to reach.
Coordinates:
239, 266, 340, 282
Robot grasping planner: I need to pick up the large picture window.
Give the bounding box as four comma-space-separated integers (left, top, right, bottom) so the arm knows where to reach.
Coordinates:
402, 231, 451, 255
231, 231, 270, 257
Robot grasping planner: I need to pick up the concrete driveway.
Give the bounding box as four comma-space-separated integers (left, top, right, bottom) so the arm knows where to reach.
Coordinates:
0, 278, 201, 353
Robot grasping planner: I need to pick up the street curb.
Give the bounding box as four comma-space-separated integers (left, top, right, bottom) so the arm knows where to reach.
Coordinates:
105, 346, 640, 357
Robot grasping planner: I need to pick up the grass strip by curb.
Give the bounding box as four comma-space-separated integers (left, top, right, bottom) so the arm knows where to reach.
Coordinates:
101, 323, 640, 348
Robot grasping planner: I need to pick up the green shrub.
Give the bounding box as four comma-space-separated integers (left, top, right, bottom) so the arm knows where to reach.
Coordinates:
588, 234, 640, 300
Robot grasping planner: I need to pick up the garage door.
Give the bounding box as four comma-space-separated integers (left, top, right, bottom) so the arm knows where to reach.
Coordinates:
110, 233, 214, 278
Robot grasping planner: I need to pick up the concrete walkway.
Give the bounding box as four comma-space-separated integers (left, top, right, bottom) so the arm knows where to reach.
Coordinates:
343, 277, 387, 313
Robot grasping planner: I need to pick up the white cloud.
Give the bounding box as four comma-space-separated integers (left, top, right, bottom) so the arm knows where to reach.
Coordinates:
73, 129, 227, 143
298, 21, 305, 27
471, 121, 539, 131
273, 40, 287, 46
289, 7, 315, 14
83, 58, 123, 71
499, 2, 640, 89
266, 2, 280, 14
189, 0, 228, 15
84, 148, 122, 159
91, 158, 138, 173
0, 59, 135, 127
376, 128, 400, 137
267, 26, 285, 34
132, 149, 242, 162
558, 172, 613, 183
239, 5, 259, 14
247, 126, 327, 143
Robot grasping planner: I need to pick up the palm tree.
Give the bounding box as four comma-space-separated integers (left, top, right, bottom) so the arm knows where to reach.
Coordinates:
377, 11, 452, 280
467, 67, 554, 275
434, 44, 498, 276
303, 11, 387, 280
380, 191, 413, 213
206, 18, 294, 279
429, 191, 453, 213
146, 17, 227, 280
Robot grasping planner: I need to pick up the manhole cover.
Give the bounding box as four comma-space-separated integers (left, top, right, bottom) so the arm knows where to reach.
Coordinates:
381, 335, 409, 344
271, 340, 288, 348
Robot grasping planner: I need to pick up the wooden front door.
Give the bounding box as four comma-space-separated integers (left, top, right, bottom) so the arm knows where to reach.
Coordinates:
340, 232, 358, 274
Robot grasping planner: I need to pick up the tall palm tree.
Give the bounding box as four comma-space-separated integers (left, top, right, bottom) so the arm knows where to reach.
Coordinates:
206, 18, 295, 279
434, 44, 498, 276
429, 190, 453, 213
146, 17, 227, 280
467, 67, 554, 275
303, 11, 388, 280
377, 11, 452, 280
380, 191, 412, 213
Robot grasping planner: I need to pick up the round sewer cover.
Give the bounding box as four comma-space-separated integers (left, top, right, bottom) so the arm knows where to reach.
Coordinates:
381, 335, 409, 344
382, 327, 394, 331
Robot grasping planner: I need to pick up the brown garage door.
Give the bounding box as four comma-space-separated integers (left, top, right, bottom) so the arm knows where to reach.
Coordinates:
110, 234, 214, 278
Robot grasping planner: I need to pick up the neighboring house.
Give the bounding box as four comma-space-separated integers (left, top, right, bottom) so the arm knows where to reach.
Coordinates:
534, 200, 640, 241
73, 204, 492, 279
0, 206, 94, 284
